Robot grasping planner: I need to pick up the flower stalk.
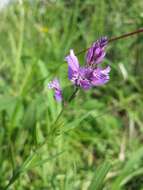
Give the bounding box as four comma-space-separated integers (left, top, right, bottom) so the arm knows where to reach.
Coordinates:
76, 28, 143, 56
108, 28, 143, 43
52, 87, 79, 128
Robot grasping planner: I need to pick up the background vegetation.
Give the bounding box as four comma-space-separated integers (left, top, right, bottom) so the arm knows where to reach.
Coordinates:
0, 0, 143, 189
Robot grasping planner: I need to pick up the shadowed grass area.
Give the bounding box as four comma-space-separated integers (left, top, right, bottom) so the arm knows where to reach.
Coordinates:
0, 0, 143, 189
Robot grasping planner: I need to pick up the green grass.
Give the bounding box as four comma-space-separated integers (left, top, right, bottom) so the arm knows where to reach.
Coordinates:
0, 0, 143, 189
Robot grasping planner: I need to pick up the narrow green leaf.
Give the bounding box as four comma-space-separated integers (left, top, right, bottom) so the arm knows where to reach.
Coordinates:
88, 161, 111, 190
4, 151, 64, 189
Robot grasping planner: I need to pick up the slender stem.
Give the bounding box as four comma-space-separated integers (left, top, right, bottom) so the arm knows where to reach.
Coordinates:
38, 87, 79, 144
76, 28, 143, 56
108, 28, 143, 43
53, 108, 64, 126
68, 87, 79, 102
76, 47, 89, 56
52, 87, 79, 126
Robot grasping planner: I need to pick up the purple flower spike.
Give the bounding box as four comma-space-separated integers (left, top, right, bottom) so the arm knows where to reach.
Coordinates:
48, 78, 62, 102
86, 36, 108, 65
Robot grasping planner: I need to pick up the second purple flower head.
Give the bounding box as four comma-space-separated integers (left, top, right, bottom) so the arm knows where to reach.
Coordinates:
48, 78, 62, 102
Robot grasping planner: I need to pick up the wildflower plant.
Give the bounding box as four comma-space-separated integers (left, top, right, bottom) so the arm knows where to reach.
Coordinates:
48, 28, 143, 127
4, 27, 143, 189
48, 29, 143, 105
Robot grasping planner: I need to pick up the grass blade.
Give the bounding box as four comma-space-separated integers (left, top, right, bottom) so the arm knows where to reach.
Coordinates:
88, 161, 111, 190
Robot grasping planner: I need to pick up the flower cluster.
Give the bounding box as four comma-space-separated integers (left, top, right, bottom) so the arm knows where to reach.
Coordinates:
48, 37, 110, 102
65, 37, 110, 90
48, 78, 62, 102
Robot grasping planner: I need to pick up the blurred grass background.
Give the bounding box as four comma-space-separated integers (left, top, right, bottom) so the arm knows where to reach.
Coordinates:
0, 0, 143, 189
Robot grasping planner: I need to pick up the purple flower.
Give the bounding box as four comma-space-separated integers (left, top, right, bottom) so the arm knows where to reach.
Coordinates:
65, 50, 92, 89
72, 67, 93, 90
86, 36, 108, 65
91, 66, 111, 86
65, 38, 110, 90
65, 49, 79, 80
48, 78, 62, 102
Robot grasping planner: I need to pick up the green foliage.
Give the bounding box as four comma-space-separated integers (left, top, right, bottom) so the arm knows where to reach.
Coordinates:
88, 161, 111, 190
0, 0, 143, 189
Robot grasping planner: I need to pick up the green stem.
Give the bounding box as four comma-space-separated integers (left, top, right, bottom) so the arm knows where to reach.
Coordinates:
52, 87, 79, 126
68, 87, 79, 102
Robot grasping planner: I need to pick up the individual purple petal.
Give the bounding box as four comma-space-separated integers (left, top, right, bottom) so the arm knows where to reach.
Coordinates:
91, 66, 110, 86
54, 90, 62, 102
100, 65, 111, 74
65, 49, 79, 80
79, 79, 91, 90
86, 46, 94, 65
48, 78, 62, 102
48, 78, 60, 89
93, 47, 106, 64
98, 36, 108, 48
86, 36, 108, 65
